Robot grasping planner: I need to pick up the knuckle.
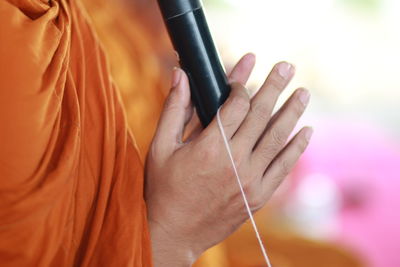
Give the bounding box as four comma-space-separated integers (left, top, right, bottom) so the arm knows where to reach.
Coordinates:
293, 100, 305, 117
148, 140, 164, 163
222, 119, 240, 132
163, 93, 179, 112
258, 144, 280, 162
269, 73, 286, 92
269, 174, 286, 192
279, 158, 292, 177
248, 185, 265, 210
265, 159, 291, 189
250, 102, 270, 121
241, 172, 255, 190
230, 94, 250, 113
298, 138, 309, 153
270, 128, 287, 147
233, 151, 246, 167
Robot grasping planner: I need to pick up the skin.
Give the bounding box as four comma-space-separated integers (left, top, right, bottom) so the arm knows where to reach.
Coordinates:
145, 53, 313, 266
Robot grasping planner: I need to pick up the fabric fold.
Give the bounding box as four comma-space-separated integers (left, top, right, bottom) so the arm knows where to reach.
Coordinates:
0, 0, 152, 266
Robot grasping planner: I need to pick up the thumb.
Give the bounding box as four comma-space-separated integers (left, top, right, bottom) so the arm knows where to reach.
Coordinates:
153, 67, 192, 156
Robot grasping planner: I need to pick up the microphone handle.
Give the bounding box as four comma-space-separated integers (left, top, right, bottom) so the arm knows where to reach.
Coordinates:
158, 0, 231, 127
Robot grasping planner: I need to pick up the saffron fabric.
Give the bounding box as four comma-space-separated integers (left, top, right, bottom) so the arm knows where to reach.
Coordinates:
0, 0, 152, 266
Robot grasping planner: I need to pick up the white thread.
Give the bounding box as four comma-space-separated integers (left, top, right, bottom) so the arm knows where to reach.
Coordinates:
217, 108, 272, 267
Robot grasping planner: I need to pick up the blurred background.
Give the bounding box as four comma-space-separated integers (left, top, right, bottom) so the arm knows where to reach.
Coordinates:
82, 0, 400, 266
203, 1, 400, 266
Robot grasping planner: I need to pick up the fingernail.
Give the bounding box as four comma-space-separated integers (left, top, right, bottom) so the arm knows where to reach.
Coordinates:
245, 52, 256, 64
277, 62, 293, 79
305, 127, 314, 142
299, 89, 310, 106
171, 67, 182, 88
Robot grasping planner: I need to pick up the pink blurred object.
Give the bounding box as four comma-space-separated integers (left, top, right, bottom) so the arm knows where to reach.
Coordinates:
293, 117, 400, 267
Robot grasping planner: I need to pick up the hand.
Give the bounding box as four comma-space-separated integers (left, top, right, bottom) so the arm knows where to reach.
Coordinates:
145, 54, 313, 267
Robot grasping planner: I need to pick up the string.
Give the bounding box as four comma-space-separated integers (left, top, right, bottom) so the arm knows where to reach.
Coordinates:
216, 107, 272, 267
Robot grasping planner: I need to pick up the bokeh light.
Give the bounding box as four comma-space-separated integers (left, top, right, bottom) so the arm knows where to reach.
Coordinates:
202, 0, 400, 266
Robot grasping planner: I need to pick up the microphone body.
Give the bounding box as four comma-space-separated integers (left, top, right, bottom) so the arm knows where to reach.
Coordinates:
157, 0, 231, 127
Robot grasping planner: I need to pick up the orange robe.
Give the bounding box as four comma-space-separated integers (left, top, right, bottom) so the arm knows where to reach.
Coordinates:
0, 0, 152, 266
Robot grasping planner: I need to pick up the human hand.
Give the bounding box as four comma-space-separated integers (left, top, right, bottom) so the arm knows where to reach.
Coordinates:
145, 54, 313, 267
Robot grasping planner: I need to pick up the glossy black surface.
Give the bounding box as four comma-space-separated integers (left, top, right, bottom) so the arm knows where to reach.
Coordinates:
158, 0, 201, 19
159, 4, 231, 127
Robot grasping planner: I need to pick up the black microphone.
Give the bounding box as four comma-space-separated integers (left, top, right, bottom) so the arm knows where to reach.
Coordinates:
157, 0, 231, 127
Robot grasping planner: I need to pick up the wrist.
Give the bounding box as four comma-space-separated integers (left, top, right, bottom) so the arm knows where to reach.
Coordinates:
148, 218, 199, 267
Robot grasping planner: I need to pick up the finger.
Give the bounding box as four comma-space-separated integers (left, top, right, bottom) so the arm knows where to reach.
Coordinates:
183, 101, 195, 129
233, 62, 295, 148
185, 123, 203, 143
228, 53, 256, 85
254, 87, 305, 148
261, 127, 313, 197
153, 68, 192, 156
181, 54, 256, 144
252, 88, 310, 172
202, 82, 250, 140
183, 53, 255, 143
180, 102, 196, 145
183, 109, 203, 143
